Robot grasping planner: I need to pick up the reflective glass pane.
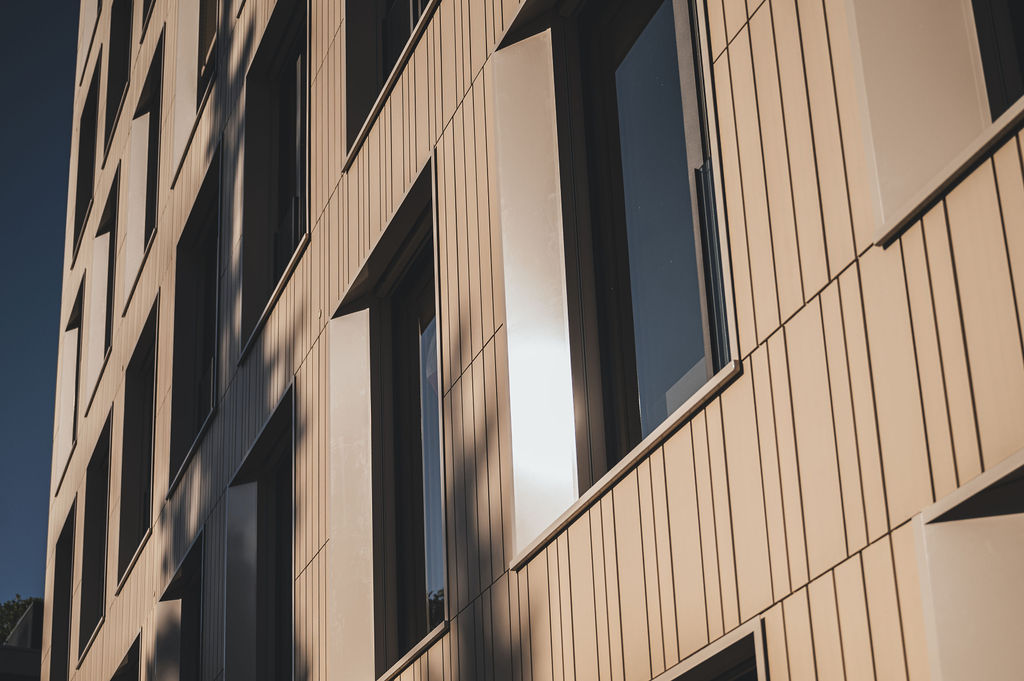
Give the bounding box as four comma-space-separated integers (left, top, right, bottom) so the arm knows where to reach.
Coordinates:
418, 314, 444, 626
615, 0, 706, 437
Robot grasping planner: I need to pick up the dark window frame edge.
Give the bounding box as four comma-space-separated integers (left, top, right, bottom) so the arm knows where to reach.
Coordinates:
165, 402, 218, 500
75, 614, 106, 670
169, 73, 216, 190
121, 230, 159, 318
650, 616, 766, 681
376, 621, 448, 681
114, 525, 153, 596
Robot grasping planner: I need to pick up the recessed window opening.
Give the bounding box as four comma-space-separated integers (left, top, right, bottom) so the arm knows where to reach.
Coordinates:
971, 0, 1024, 119
137, 41, 162, 248
75, 64, 101, 251
79, 418, 111, 655
241, 0, 306, 342
159, 535, 204, 681
118, 303, 157, 580
49, 506, 75, 681
226, 393, 293, 681
97, 175, 119, 356
110, 636, 140, 681
559, 0, 727, 487
104, 0, 133, 144
169, 156, 220, 489
197, 0, 218, 106
66, 288, 85, 451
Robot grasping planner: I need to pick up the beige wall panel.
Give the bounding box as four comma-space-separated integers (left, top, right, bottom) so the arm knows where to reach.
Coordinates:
859, 243, 932, 526
900, 224, 958, 500
862, 536, 908, 681
750, 7, 804, 320
662, 425, 710, 659
763, 603, 791, 681
706, 401, 740, 630
890, 523, 929, 681
471, 361, 492, 587
772, 6, 829, 299
589, 508, 614, 681
945, 161, 1024, 469
836, 265, 888, 540
719, 367, 773, 620
714, 53, 757, 356
723, 0, 746, 45
808, 573, 845, 681
751, 343, 791, 598
730, 27, 782, 342
567, 515, 599, 681
546, 544, 565, 681
995, 137, 1024, 364
527, 552, 553, 681
613, 472, 653, 681
691, 411, 725, 640
636, 460, 665, 674
483, 343, 505, 580
470, 84, 496, 340
786, 299, 847, 576
782, 589, 816, 681
768, 330, 809, 586
833, 555, 875, 681
820, 281, 868, 551
601, 496, 626, 681
648, 448, 679, 667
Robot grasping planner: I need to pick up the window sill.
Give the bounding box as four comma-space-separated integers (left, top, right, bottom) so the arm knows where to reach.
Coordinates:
82, 347, 112, 418
237, 231, 310, 366
509, 359, 742, 572
377, 621, 448, 681
76, 614, 105, 670
114, 526, 152, 596
878, 95, 1024, 246
342, 0, 441, 173
170, 75, 216, 190
166, 404, 218, 500
121, 230, 158, 317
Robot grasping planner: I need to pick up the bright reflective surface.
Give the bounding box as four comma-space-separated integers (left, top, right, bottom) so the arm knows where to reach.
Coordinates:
615, 0, 707, 437
418, 314, 444, 626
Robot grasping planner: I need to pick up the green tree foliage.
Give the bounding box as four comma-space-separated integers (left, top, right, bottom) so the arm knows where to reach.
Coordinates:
0, 595, 41, 643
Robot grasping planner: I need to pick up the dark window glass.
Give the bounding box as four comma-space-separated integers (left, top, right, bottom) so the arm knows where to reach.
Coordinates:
160, 537, 203, 681
972, 0, 1024, 118
49, 508, 75, 681
118, 304, 157, 580
383, 0, 427, 76
674, 632, 758, 680
98, 175, 119, 355
197, 0, 218, 105
110, 636, 140, 681
169, 160, 219, 488
105, 0, 132, 143
372, 188, 445, 673
566, 0, 727, 479
141, 0, 156, 36
67, 289, 85, 447
80, 422, 110, 655
241, 2, 306, 341
136, 42, 163, 246
75, 66, 101, 250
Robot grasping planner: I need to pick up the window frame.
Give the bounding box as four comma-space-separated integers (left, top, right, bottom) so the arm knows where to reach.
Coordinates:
552, 0, 732, 490
78, 416, 112, 665
103, 0, 133, 155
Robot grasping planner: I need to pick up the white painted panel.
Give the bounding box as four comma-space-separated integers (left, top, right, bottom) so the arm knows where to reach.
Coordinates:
327, 311, 376, 681
492, 30, 579, 554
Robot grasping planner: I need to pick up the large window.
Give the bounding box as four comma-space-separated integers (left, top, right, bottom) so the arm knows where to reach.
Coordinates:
345, 0, 428, 146
158, 535, 203, 681
74, 65, 101, 253
118, 303, 157, 582
104, 0, 132, 145
226, 394, 293, 681
972, 0, 1024, 118
79, 420, 110, 656
561, 0, 727, 485
169, 158, 220, 490
241, 0, 306, 343
49, 506, 75, 681
197, 0, 217, 106
368, 185, 444, 673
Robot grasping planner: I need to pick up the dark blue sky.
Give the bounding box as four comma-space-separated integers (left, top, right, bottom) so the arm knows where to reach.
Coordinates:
0, 3, 79, 602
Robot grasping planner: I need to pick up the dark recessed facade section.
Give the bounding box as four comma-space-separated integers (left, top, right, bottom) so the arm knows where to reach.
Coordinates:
241, 0, 307, 343
79, 419, 110, 657
74, 63, 101, 253
104, 0, 132, 145
158, 535, 204, 681
117, 302, 157, 581
169, 156, 220, 490
48, 507, 75, 681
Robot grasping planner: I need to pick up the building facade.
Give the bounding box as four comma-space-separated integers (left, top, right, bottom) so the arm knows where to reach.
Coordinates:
44, 0, 1024, 679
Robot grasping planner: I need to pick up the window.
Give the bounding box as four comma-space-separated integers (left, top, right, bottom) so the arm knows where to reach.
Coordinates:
85, 175, 120, 400
367, 178, 444, 672
158, 535, 203, 681
124, 39, 162, 304
141, 0, 156, 37
226, 393, 293, 681
972, 0, 1024, 118
49, 506, 75, 681
562, 0, 727, 485
241, 0, 306, 343
74, 64, 101, 252
345, 0, 428, 146
169, 157, 220, 490
669, 630, 760, 681
110, 636, 140, 681
197, 0, 217, 107
104, 0, 132, 144
79, 420, 110, 656
55, 286, 85, 486
917, 449, 1024, 679
118, 303, 157, 581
